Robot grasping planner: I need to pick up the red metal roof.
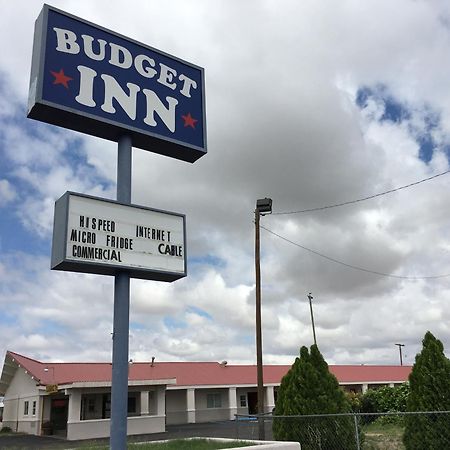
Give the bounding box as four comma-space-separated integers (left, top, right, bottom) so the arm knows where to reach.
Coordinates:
330, 365, 412, 383
5, 351, 411, 387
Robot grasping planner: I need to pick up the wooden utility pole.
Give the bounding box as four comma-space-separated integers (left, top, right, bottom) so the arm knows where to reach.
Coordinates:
395, 343, 405, 366
308, 293, 317, 346
255, 207, 265, 440
254, 198, 272, 441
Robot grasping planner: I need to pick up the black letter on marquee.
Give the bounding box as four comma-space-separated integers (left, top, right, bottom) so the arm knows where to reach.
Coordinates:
70, 229, 78, 242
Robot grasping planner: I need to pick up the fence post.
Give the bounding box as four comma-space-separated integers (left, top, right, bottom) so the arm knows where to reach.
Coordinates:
353, 413, 361, 450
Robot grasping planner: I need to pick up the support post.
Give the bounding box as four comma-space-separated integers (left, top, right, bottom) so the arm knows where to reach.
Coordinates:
228, 387, 237, 420
265, 386, 275, 412
110, 135, 132, 450
156, 386, 166, 416
255, 208, 265, 440
67, 390, 81, 423
308, 293, 317, 346
354, 413, 361, 450
187, 388, 196, 423
140, 391, 149, 416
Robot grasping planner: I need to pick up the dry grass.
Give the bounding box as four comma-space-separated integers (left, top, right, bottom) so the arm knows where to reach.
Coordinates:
363, 424, 405, 450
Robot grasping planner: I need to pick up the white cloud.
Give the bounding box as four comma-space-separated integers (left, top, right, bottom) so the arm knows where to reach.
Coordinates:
0, 0, 450, 369
0, 179, 16, 206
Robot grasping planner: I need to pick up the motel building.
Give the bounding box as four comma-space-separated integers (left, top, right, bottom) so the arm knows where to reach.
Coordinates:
0, 351, 412, 440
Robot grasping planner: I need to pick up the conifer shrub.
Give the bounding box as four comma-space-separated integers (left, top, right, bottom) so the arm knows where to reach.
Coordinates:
273, 345, 361, 449
403, 331, 450, 449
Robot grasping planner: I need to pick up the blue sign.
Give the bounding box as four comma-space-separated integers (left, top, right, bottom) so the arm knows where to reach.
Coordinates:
28, 5, 206, 163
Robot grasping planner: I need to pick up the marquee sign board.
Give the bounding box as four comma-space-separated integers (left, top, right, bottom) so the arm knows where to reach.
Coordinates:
51, 192, 186, 281
45, 384, 59, 394
28, 4, 206, 163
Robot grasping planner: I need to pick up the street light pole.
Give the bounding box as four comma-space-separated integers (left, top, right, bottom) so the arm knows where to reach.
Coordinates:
395, 343, 405, 366
255, 198, 272, 441
307, 293, 317, 347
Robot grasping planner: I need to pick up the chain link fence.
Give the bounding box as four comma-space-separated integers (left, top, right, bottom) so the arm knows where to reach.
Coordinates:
235, 411, 450, 449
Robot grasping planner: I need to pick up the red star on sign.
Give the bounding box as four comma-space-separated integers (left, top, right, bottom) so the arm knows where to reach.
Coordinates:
181, 112, 198, 129
50, 69, 73, 89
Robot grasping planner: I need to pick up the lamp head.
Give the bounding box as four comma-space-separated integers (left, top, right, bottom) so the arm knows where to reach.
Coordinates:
256, 198, 272, 215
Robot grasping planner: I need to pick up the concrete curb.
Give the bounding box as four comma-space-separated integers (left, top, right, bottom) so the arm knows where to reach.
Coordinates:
136, 436, 301, 449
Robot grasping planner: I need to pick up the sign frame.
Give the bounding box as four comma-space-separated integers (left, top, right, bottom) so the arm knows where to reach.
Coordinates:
28, 4, 207, 163
51, 191, 187, 282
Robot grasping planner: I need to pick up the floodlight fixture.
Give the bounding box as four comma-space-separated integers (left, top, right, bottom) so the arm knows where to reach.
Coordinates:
256, 198, 273, 215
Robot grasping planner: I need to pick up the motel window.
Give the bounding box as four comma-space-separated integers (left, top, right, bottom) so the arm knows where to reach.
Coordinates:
240, 395, 247, 407
102, 394, 111, 419
88, 397, 96, 413
24, 401, 29, 415
32, 400, 36, 416
207, 393, 222, 408
128, 396, 137, 414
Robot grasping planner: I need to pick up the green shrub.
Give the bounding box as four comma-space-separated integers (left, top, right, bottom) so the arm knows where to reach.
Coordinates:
346, 391, 363, 413
359, 381, 410, 425
372, 413, 405, 427
0, 426, 12, 433
273, 345, 361, 449
361, 383, 409, 415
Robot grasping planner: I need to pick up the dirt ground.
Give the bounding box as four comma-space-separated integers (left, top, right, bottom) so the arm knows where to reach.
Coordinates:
364, 431, 405, 450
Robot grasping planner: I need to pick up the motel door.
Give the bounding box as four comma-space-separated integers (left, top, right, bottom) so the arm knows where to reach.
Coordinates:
247, 392, 258, 414
51, 398, 69, 432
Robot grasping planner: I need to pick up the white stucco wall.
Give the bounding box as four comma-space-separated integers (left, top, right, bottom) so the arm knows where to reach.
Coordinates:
66, 415, 166, 440
166, 389, 187, 424
236, 388, 252, 415
167, 387, 267, 423
3, 367, 41, 434
195, 388, 229, 423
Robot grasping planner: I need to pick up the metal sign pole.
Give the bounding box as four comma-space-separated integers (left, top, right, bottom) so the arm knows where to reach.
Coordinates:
110, 135, 132, 450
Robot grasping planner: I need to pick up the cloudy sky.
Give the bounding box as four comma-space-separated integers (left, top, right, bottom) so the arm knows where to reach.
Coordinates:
1, 0, 450, 368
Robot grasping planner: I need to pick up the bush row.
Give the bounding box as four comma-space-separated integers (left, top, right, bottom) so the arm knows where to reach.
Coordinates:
346, 382, 410, 415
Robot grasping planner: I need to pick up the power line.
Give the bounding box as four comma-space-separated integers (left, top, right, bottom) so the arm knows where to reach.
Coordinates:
260, 225, 450, 280
272, 169, 450, 215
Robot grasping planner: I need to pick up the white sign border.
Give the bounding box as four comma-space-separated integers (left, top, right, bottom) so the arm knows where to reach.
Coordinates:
51, 191, 187, 282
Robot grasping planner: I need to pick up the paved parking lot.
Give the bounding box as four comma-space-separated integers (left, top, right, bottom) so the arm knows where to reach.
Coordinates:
0, 420, 269, 449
